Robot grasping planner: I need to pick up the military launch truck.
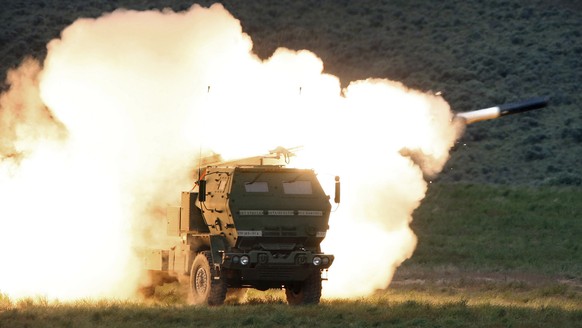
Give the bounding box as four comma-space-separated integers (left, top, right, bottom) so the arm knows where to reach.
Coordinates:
141, 96, 548, 306
143, 148, 338, 305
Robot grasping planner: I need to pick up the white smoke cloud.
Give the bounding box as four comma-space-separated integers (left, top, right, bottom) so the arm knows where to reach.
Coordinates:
0, 3, 460, 300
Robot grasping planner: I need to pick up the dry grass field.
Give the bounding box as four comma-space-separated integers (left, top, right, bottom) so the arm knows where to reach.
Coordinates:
1, 184, 580, 327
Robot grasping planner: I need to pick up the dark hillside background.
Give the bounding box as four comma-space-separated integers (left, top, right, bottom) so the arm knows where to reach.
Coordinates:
1, 0, 581, 186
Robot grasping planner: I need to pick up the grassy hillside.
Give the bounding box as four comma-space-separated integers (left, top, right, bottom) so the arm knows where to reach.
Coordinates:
408, 183, 582, 278
1, 0, 581, 185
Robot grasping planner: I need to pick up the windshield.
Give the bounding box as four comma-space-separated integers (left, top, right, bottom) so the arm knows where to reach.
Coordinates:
244, 181, 268, 192
282, 181, 312, 194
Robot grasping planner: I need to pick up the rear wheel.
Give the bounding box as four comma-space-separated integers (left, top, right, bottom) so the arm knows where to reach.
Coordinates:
285, 272, 322, 305
190, 251, 227, 306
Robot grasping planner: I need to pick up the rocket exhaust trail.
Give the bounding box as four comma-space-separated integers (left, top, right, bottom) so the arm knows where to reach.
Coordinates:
1, 4, 461, 300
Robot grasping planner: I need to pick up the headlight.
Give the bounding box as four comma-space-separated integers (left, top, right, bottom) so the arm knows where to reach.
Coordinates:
232, 256, 240, 264
240, 255, 250, 266
312, 256, 322, 266
322, 257, 330, 265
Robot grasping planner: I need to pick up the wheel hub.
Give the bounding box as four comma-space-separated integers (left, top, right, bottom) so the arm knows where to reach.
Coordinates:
195, 267, 208, 294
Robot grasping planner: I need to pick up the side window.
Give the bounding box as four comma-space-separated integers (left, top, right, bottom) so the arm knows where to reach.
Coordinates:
244, 181, 268, 192
283, 181, 312, 194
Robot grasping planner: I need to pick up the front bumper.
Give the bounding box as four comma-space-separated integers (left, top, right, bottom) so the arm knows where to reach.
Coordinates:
221, 250, 334, 282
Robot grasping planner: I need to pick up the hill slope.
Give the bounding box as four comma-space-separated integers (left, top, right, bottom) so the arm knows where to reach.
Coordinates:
1, 0, 580, 185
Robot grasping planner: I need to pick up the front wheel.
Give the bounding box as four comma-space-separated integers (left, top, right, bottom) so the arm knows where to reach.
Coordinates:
285, 272, 322, 305
190, 251, 227, 306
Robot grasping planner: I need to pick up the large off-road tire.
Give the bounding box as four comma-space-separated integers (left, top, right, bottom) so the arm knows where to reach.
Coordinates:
190, 251, 227, 306
285, 272, 322, 305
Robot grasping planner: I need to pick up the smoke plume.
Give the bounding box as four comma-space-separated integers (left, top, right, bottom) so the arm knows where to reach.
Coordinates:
0, 4, 460, 300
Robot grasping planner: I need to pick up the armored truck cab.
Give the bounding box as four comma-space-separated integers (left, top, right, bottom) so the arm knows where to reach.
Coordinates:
144, 154, 336, 305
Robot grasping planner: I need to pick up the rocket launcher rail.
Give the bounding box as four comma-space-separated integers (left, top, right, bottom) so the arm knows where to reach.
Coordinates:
455, 96, 549, 125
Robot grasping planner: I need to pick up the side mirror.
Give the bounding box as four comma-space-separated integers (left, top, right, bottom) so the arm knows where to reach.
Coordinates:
198, 179, 206, 202
334, 176, 340, 204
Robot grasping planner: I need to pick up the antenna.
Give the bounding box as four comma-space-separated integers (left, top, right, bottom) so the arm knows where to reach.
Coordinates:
197, 147, 202, 182
194, 85, 212, 199
195, 85, 211, 185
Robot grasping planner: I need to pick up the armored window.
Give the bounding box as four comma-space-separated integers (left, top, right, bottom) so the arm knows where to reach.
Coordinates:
282, 180, 312, 194
244, 181, 268, 192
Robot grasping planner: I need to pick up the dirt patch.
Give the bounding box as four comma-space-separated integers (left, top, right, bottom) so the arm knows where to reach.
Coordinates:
391, 265, 582, 290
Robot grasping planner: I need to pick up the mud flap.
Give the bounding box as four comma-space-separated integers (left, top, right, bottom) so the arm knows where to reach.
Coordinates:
209, 235, 228, 273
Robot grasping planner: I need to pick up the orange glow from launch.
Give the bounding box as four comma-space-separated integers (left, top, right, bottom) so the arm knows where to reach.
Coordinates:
0, 4, 461, 301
